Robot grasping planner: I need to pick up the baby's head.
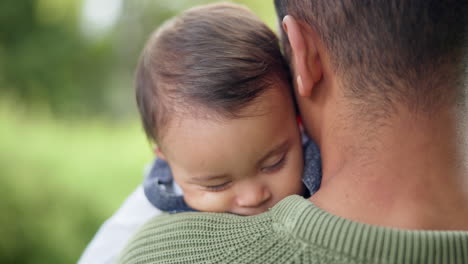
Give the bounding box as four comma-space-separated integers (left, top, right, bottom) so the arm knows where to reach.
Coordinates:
136, 3, 304, 215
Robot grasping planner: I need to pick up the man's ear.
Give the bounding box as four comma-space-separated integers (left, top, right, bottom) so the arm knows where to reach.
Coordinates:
282, 15, 322, 98
154, 147, 167, 161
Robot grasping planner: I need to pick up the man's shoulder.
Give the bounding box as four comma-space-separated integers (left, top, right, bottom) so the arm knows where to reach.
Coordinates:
117, 196, 334, 263
118, 195, 468, 264
118, 210, 282, 264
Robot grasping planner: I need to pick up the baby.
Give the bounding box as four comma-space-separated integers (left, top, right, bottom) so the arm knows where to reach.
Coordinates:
136, 3, 321, 216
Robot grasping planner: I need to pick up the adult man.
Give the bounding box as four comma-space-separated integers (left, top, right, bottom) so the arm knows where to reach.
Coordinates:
115, 0, 468, 263
274, 0, 468, 230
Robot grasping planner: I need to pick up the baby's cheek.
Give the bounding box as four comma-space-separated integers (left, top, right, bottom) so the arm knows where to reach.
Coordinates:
274, 157, 304, 198
183, 189, 234, 212
288, 145, 305, 193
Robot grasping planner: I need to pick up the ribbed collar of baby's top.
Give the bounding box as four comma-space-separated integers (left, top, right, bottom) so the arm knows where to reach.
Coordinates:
271, 195, 468, 264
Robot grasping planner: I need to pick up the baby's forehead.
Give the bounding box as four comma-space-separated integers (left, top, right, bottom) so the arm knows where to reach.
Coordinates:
162, 89, 297, 169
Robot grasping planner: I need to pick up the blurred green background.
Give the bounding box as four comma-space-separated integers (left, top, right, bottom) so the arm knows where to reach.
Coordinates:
0, 0, 277, 263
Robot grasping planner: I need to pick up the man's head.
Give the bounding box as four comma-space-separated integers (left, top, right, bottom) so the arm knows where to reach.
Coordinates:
275, 0, 467, 137
274, 1, 468, 227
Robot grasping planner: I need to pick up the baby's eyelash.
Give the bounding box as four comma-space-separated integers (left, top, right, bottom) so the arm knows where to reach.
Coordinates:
203, 181, 232, 192
261, 154, 287, 173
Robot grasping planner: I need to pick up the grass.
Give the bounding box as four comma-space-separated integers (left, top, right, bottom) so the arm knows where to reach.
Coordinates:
0, 101, 153, 263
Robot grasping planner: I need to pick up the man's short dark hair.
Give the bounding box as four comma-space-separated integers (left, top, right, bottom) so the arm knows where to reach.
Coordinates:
275, 0, 467, 113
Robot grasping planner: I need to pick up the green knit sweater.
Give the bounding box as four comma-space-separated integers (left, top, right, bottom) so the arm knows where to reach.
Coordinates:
118, 195, 468, 264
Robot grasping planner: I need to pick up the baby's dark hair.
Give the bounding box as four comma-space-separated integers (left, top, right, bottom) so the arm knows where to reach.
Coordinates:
135, 3, 290, 144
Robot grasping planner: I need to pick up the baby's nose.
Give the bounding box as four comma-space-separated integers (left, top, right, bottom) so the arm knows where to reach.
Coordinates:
236, 184, 271, 208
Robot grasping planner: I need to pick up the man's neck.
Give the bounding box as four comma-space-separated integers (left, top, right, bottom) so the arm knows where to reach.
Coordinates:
310, 106, 468, 230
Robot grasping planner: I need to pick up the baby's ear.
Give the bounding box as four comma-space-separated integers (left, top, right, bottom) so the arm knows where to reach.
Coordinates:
154, 147, 167, 161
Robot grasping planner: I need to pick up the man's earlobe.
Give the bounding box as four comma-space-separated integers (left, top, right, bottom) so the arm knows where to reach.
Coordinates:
154, 147, 167, 161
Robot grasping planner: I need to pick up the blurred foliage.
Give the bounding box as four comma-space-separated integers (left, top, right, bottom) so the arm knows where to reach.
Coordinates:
0, 98, 151, 263
0, 0, 114, 117
0, 99, 153, 263
0, 0, 277, 263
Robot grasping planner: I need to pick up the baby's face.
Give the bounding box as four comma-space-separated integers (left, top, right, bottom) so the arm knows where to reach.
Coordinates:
161, 86, 304, 216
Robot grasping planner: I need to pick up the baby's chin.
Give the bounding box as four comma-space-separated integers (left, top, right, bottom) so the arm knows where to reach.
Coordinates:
189, 205, 270, 216
229, 200, 283, 216
188, 204, 271, 216
188, 195, 297, 216
229, 207, 270, 216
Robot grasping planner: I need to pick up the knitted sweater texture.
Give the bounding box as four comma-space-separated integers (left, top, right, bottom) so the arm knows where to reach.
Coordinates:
119, 195, 468, 264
